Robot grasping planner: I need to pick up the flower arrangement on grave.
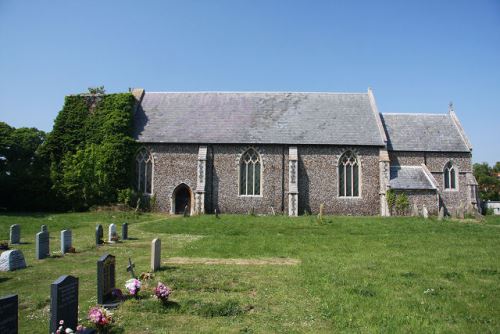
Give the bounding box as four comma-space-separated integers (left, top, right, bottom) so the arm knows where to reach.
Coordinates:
111, 288, 124, 300
0, 241, 9, 250
67, 246, 76, 253
153, 282, 172, 304
53, 319, 87, 334
88, 306, 113, 333
125, 278, 142, 298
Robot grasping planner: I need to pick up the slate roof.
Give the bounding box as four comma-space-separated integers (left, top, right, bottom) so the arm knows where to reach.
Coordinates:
381, 113, 471, 152
389, 166, 437, 190
134, 92, 386, 146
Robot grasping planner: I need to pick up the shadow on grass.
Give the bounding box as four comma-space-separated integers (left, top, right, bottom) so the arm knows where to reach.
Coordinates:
161, 300, 181, 310
126, 237, 139, 240
156, 266, 179, 272
0, 277, 11, 283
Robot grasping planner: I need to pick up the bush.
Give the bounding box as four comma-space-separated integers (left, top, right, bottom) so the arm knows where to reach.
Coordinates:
395, 192, 410, 215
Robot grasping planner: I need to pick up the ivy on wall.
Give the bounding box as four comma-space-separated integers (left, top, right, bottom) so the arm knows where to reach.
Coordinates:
46, 93, 136, 210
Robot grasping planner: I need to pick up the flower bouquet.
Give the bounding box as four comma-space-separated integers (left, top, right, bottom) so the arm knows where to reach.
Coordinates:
125, 278, 142, 298
88, 306, 113, 334
153, 282, 172, 304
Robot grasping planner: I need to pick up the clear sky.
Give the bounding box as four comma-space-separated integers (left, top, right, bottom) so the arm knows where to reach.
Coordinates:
0, 0, 499, 164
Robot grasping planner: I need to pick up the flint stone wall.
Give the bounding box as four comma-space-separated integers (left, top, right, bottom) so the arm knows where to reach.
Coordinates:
146, 144, 380, 216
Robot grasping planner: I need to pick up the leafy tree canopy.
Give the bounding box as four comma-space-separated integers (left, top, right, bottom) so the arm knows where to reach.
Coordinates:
473, 162, 500, 201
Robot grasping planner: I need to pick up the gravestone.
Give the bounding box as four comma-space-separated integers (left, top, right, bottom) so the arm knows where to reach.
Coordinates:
127, 258, 136, 278
0, 250, 26, 271
422, 205, 429, 219
97, 254, 118, 306
50, 275, 78, 334
61, 230, 72, 254
458, 202, 465, 219
122, 223, 128, 240
96, 225, 103, 245
36, 231, 50, 260
0, 294, 18, 334
151, 238, 161, 272
183, 205, 189, 217
411, 204, 419, 217
108, 224, 117, 242
438, 207, 445, 221
9, 225, 20, 244
41, 225, 48, 232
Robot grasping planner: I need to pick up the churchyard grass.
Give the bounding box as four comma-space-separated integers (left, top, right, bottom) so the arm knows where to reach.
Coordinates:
0, 212, 499, 333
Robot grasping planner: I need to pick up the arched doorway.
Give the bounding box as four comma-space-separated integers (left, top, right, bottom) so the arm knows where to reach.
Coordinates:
172, 184, 192, 215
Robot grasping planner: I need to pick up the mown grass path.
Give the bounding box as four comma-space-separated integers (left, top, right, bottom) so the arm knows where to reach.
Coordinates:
1, 213, 499, 333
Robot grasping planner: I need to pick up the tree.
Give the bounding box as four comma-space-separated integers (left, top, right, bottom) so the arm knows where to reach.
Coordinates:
0, 123, 53, 210
473, 162, 500, 201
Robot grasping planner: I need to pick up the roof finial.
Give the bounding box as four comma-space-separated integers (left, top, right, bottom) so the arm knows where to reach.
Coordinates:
448, 101, 454, 113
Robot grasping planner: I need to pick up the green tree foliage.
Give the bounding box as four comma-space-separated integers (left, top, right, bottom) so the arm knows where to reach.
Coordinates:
0, 122, 53, 210
473, 162, 500, 201
46, 92, 136, 210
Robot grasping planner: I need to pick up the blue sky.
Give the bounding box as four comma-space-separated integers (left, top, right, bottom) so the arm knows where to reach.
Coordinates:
0, 0, 499, 164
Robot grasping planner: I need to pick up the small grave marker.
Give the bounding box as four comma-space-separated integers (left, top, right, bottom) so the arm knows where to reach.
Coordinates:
0, 250, 26, 271
0, 294, 18, 334
438, 207, 445, 221
41, 225, 48, 232
61, 230, 72, 254
95, 225, 103, 246
108, 224, 117, 242
151, 238, 161, 272
122, 223, 128, 240
36, 230, 50, 260
127, 257, 136, 278
9, 225, 20, 244
50, 275, 79, 334
422, 205, 429, 219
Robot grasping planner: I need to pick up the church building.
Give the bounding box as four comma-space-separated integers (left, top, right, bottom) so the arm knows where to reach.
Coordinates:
131, 88, 478, 216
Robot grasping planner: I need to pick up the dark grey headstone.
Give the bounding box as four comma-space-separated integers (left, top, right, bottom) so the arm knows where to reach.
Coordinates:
61, 230, 72, 254
151, 239, 161, 272
50, 275, 78, 334
36, 231, 50, 260
0, 250, 27, 271
97, 254, 116, 305
9, 225, 20, 244
95, 225, 103, 246
122, 223, 128, 240
41, 225, 48, 232
0, 294, 18, 334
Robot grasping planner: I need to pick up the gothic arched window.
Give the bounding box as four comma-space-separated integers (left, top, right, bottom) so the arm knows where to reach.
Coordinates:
444, 162, 457, 190
338, 151, 360, 197
239, 148, 261, 196
136, 148, 153, 194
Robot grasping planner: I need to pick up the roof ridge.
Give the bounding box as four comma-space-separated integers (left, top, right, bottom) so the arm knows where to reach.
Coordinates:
382, 112, 448, 116
145, 91, 369, 94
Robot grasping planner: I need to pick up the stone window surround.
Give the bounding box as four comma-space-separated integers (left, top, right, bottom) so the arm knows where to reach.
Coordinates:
443, 161, 459, 192
237, 146, 264, 198
135, 147, 154, 195
336, 149, 362, 199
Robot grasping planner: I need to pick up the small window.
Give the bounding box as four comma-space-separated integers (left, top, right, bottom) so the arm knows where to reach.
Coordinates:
239, 148, 261, 196
339, 151, 360, 197
444, 162, 457, 190
136, 148, 153, 194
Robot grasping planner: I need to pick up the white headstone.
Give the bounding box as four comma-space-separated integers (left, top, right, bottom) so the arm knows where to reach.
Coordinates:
411, 204, 419, 217
108, 224, 117, 242
61, 230, 72, 254
151, 238, 161, 272
422, 205, 429, 219
0, 250, 27, 271
9, 225, 20, 244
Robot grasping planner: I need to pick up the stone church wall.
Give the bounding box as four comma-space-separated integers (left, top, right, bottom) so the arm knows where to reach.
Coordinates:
395, 190, 439, 215
298, 146, 380, 215
389, 151, 473, 214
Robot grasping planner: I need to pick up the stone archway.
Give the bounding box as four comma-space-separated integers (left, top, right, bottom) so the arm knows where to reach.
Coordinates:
172, 183, 193, 215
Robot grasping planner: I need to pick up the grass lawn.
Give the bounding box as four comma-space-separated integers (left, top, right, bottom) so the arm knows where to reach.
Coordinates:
1, 212, 499, 333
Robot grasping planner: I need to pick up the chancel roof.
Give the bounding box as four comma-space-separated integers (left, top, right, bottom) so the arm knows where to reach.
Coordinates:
381, 113, 471, 152
133, 91, 386, 146
389, 166, 437, 190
